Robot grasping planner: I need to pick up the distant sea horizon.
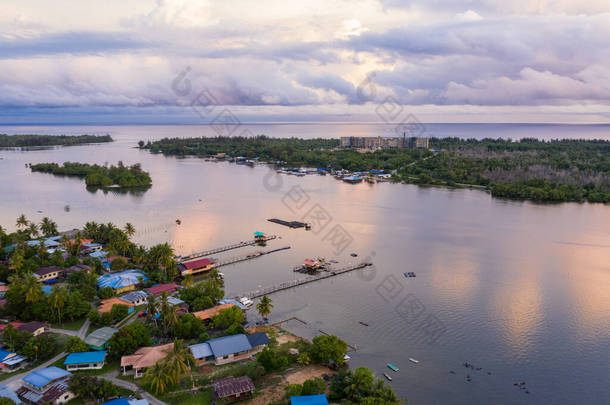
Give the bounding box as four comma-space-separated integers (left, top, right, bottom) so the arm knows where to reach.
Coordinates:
1, 122, 610, 141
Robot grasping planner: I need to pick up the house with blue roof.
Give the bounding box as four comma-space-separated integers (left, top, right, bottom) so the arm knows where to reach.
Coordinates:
97, 270, 148, 294
64, 351, 107, 371
102, 398, 149, 405
291, 395, 329, 405
17, 366, 74, 404
189, 332, 269, 366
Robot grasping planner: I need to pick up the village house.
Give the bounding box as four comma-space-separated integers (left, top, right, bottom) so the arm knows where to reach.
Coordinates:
63, 351, 107, 371
0, 384, 21, 404
0, 321, 49, 337
146, 283, 180, 296
119, 291, 149, 306
177, 257, 216, 276
34, 266, 63, 283
120, 343, 173, 378
192, 303, 237, 323
97, 270, 148, 294
97, 297, 135, 314
189, 333, 269, 366
16, 367, 75, 405
212, 376, 255, 403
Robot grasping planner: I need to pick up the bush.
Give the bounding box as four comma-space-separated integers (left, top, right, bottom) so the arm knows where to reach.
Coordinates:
98, 287, 115, 299
66, 336, 89, 353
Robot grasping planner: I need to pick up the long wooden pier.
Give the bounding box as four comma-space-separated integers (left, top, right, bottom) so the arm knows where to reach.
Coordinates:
176, 235, 277, 261
235, 262, 372, 299
215, 246, 290, 268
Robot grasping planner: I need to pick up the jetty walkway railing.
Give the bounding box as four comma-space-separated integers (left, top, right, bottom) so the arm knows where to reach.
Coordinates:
176, 235, 277, 261
235, 262, 372, 299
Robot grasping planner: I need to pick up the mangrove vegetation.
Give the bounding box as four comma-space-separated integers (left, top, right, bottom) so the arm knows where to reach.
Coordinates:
0, 134, 112, 147
30, 161, 152, 188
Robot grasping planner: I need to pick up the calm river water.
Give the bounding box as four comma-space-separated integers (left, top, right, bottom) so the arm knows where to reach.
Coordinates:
1, 124, 609, 405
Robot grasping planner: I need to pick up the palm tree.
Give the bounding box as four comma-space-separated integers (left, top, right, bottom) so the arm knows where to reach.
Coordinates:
208, 269, 224, 290
149, 243, 176, 280
8, 248, 24, 271
143, 362, 172, 395
163, 340, 195, 387
124, 223, 136, 238
83, 221, 99, 240
16, 214, 28, 229
40, 217, 58, 237
50, 286, 69, 323
181, 275, 194, 288
22, 275, 43, 303
146, 295, 159, 325
27, 222, 40, 238
256, 295, 274, 321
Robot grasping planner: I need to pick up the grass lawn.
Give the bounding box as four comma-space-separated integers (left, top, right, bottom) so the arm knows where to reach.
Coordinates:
161, 389, 213, 405
51, 318, 87, 331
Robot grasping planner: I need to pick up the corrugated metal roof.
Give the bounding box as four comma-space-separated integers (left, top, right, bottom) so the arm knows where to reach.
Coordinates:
213, 376, 255, 398
246, 332, 269, 347
22, 367, 71, 389
146, 283, 179, 295
85, 327, 118, 348
2, 355, 27, 366
0, 349, 15, 362
120, 291, 149, 303
64, 351, 107, 365
97, 270, 148, 289
207, 334, 252, 357
290, 395, 329, 405
189, 342, 213, 359
180, 258, 213, 270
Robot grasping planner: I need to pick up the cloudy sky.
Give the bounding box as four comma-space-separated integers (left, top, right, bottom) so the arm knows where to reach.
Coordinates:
2, 0, 610, 123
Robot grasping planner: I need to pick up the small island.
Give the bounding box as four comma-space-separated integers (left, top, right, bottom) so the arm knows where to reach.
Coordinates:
139, 135, 610, 204
30, 161, 152, 189
0, 134, 113, 147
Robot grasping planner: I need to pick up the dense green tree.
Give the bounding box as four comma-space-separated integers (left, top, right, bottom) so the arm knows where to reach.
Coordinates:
309, 335, 348, 365
66, 336, 89, 353
212, 306, 244, 329
68, 374, 121, 401
23, 334, 58, 362
108, 323, 151, 358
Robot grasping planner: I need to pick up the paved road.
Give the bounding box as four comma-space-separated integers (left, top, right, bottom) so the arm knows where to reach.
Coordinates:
49, 318, 91, 339
4, 351, 68, 390
101, 370, 167, 405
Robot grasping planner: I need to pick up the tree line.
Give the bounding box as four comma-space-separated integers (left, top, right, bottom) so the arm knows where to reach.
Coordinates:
30, 161, 152, 188
0, 134, 112, 147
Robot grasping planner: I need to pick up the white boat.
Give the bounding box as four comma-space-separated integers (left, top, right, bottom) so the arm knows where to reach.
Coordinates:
383, 372, 392, 381
409, 358, 419, 364
239, 297, 254, 306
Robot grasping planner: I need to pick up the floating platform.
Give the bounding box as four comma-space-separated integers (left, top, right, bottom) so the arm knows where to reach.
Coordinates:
268, 218, 308, 228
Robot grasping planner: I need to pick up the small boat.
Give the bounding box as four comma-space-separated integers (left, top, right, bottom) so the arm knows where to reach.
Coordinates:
239, 297, 254, 307
409, 358, 419, 364
387, 363, 399, 372
350, 253, 358, 257
383, 372, 392, 381
359, 321, 369, 327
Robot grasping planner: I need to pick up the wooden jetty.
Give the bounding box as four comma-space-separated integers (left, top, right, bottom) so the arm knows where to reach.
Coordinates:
235, 261, 372, 300
176, 235, 277, 261
215, 246, 290, 268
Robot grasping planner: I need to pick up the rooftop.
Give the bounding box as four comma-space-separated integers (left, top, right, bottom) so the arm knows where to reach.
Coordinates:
64, 351, 107, 365
0, 384, 21, 404
247, 332, 269, 347
213, 376, 255, 398
188, 342, 213, 359
98, 297, 134, 313
97, 270, 148, 290
120, 290, 149, 303
85, 327, 118, 348
206, 334, 252, 358
290, 395, 329, 405
121, 343, 173, 369
192, 303, 236, 321
35, 266, 62, 276
146, 283, 179, 295
22, 367, 71, 389
179, 257, 215, 270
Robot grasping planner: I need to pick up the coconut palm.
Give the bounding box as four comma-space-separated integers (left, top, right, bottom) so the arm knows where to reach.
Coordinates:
208, 269, 224, 290
83, 221, 99, 240
49, 286, 69, 323
8, 248, 24, 271
146, 295, 159, 326
163, 339, 195, 387
124, 222, 136, 238
148, 243, 176, 280
22, 274, 43, 303
27, 222, 40, 238
143, 362, 172, 395
40, 217, 58, 237
16, 214, 28, 229
256, 295, 274, 320
181, 275, 194, 288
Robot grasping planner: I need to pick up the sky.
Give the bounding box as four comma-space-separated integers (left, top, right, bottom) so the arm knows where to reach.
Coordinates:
1, 0, 610, 124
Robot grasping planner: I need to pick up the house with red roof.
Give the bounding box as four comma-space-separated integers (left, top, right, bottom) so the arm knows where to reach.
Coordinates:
178, 257, 217, 276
